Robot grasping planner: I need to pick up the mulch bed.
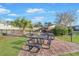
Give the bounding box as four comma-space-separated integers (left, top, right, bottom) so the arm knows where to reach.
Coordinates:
18, 38, 79, 56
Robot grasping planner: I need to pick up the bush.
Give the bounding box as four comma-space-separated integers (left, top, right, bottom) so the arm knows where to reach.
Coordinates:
2, 33, 7, 36
51, 25, 68, 36
68, 27, 73, 35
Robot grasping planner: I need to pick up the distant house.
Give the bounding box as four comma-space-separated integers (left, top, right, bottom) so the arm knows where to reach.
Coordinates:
0, 23, 21, 35
48, 25, 56, 30
0, 23, 20, 30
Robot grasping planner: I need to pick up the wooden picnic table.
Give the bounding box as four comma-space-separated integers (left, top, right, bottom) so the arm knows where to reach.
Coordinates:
26, 33, 54, 53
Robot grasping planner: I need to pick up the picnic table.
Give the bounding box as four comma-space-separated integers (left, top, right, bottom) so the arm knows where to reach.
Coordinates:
26, 32, 55, 53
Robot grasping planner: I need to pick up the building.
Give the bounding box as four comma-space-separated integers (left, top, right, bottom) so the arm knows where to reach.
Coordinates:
0, 23, 21, 36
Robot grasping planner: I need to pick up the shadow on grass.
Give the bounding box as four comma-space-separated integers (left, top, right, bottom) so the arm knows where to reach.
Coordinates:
12, 46, 22, 50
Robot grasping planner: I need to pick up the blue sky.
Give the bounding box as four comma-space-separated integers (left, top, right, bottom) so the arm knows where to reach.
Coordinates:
0, 3, 79, 25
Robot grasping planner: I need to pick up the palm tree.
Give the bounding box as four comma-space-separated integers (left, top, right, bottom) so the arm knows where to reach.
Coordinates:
11, 17, 32, 35
27, 20, 33, 32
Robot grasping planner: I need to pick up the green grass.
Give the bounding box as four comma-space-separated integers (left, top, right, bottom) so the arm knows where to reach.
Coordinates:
73, 31, 79, 35
0, 36, 26, 56
56, 35, 79, 43
56, 31, 79, 43
61, 52, 79, 56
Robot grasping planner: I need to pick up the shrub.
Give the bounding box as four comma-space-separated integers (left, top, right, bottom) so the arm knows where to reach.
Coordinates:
2, 33, 7, 36
68, 27, 73, 35
51, 25, 68, 36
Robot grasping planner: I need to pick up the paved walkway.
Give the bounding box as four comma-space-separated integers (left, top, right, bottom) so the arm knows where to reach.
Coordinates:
18, 38, 79, 56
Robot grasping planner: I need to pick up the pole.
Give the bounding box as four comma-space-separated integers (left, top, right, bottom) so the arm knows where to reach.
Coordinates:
71, 33, 72, 42
70, 26, 73, 42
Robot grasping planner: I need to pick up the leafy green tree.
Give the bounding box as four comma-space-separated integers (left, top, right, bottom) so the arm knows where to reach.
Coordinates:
27, 20, 33, 32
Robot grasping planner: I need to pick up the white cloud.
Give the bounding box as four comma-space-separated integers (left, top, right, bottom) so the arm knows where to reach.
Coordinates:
26, 8, 45, 13
0, 8, 10, 14
5, 18, 13, 21
32, 16, 44, 22
8, 13, 18, 16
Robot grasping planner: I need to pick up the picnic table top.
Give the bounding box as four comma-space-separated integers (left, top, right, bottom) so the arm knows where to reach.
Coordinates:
26, 32, 54, 40
27, 35, 48, 39
26, 32, 54, 36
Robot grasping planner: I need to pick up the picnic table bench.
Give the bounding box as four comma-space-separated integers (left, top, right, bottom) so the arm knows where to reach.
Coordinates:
26, 33, 55, 53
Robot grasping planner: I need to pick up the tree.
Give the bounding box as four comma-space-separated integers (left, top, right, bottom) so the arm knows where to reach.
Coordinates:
55, 11, 76, 27
44, 22, 53, 27
34, 22, 43, 27
55, 11, 77, 42
27, 20, 33, 32
11, 17, 32, 34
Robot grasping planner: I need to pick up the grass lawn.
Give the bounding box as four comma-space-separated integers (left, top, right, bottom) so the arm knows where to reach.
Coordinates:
56, 31, 79, 43
61, 52, 79, 56
60, 52, 79, 56
0, 36, 26, 56
56, 35, 79, 43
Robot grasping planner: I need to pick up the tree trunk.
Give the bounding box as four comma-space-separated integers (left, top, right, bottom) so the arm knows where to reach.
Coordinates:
20, 28, 25, 36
